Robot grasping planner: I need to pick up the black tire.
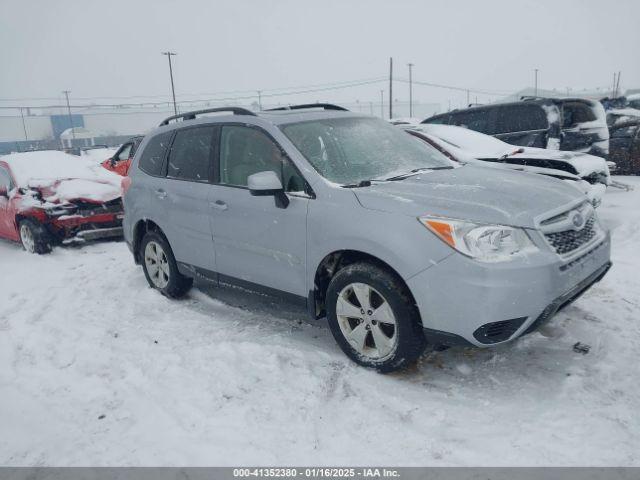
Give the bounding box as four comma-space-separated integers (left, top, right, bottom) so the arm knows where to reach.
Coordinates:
19, 218, 53, 254
140, 230, 193, 298
326, 262, 427, 373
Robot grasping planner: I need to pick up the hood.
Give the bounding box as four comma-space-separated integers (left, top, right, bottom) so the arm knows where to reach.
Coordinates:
26, 178, 122, 205
510, 147, 608, 178
352, 165, 584, 228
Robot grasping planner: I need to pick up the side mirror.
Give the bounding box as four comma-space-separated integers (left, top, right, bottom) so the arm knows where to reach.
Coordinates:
0, 186, 8, 198
247, 171, 289, 208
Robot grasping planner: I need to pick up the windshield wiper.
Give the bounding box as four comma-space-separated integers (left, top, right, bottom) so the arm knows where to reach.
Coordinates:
385, 166, 453, 181
342, 179, 387, 188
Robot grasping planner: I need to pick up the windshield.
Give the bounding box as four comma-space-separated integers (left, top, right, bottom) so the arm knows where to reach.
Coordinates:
280, 117, 454, 185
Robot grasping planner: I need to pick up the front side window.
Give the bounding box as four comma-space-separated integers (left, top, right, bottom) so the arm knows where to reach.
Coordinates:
449, 109, 494, 134
138, 132, 172, 176
422, 114, 449, 125
166, 126, 214, 182
115, 143, 132, 161
219, 125, 304, 191
281, 117, 454, 185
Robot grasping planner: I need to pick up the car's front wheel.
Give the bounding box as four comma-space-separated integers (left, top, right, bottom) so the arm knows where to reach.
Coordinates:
326, 262, 427, 372
140, 231, 192, 298
19, 219, 52, 254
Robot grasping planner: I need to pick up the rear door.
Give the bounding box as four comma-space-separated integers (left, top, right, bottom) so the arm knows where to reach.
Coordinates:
207, 124, 309, 296
494, 104, 549, 147
162, 125, 217, 272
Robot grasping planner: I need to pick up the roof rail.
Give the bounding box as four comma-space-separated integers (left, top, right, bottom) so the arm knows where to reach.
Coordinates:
264, 103, 349, 112
159, 107, 256, 126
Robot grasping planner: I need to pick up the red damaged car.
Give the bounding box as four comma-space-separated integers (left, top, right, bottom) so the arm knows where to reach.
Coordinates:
0, 150, 124, 254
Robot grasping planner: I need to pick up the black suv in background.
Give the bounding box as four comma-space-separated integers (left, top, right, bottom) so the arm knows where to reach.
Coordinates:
422, 97, 609, 158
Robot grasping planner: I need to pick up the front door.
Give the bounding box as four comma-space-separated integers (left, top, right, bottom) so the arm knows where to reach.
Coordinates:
208, 124, 309, 297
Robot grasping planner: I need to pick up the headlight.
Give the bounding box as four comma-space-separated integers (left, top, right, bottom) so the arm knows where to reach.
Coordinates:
418, 216, 538, 262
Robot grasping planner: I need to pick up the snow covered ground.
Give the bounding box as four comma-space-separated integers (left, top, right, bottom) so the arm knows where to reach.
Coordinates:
1, 177, 639, 466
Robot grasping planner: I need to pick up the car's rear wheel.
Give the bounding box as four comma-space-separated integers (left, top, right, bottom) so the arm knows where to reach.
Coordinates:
19, 219, 52, 254
326, 262, 427, 372
140, 231, 192, 298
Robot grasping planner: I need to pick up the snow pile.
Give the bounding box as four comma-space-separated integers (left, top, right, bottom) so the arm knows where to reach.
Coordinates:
1, 150, 122, 204
0, 178, 639, 466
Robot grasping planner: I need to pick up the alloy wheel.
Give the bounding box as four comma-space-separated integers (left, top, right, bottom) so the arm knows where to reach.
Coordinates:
20, 224, 35, 253
336, 282, 398, 360
144, 241, 170, 289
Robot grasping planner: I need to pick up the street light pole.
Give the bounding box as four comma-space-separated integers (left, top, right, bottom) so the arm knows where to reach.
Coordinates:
534, 68, 539, 97
62, 90, 75, 140
162, 51, 178, 115
380, 89, 384, 119
407, 63, 414, 117
257, 90, 262, 110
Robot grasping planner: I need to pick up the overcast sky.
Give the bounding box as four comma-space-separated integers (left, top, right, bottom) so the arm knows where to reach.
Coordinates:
1, 0, 639, 111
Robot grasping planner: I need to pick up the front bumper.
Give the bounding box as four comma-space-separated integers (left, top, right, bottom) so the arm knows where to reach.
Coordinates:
406, 231, 611, 347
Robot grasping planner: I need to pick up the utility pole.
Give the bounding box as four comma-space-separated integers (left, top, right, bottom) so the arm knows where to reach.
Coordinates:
19, 107, 28, 142
534, 68, 539, 97
257, 90, 263, 110
466, 89, 470, 107
389, 57, 393, 119
615, 71, 622, 98
407, 62, 414, 117
62, 90, 75, 140
380, 89, 384, 119
161, 51, 178, 115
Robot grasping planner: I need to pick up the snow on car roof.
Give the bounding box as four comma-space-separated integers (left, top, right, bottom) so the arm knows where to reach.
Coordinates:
1, 150, 121, 188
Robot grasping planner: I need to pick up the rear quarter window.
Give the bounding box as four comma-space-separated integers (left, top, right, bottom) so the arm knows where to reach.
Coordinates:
138, 132, 172, 176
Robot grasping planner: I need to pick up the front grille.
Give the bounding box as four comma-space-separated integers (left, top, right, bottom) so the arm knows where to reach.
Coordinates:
544, 215, 597, 255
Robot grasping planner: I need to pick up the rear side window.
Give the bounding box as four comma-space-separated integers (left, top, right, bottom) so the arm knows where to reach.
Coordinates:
449, 109, 494, 134
138, 132, 172, 176
166, 126, 215, 182
561, 102, 597, 128
495, 104, 548, 134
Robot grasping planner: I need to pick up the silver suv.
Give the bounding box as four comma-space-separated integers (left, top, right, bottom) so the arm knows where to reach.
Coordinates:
123, 104, 611, 372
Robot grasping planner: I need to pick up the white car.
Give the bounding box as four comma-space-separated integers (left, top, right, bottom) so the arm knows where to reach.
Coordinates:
404, 124, 610, 207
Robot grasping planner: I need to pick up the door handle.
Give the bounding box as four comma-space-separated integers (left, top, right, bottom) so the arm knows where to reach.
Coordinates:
210, 200, 228, 211
155, 189, 167, 199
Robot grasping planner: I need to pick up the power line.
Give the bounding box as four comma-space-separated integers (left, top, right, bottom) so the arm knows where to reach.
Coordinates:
0, 76, 387, 103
